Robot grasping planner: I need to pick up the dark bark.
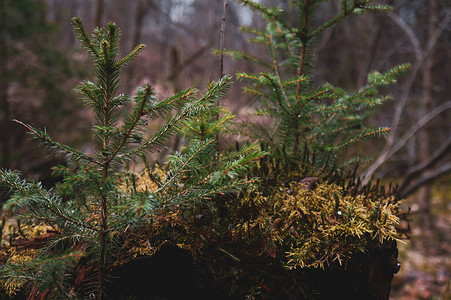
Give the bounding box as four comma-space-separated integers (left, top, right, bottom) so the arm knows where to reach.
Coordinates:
296, 240, 399, 300
125, 0, 152, 91
106, 241, 203, 300
104, 240, 399, 300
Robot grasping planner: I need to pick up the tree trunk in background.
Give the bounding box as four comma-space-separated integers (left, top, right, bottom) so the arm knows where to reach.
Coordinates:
417, 0, 438, 230
131, 0, 149, 56
95, 0, 104, 27
0, 0, 11, 168
125, 0, 151, 91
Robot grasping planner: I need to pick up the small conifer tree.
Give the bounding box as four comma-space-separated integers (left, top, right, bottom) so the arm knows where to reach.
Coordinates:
0, 18, 262, 298
227, 0, 410, 176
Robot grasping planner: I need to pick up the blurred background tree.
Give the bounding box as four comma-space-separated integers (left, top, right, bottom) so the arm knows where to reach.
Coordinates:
1, 0, 449, 298
0, 0, 88, 186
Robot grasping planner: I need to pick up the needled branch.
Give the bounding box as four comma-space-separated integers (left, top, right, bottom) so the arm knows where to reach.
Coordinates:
12, 119, 100, 166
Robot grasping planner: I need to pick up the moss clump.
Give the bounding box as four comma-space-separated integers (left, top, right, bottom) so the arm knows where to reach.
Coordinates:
122, 170, 404, 268
270, 181, 401, 268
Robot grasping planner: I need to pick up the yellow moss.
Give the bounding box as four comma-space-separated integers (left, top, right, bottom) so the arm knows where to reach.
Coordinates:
236, 181, 403, 269
133, 169, 160, 192
272, 181, 402, 269
131, 246, 155, 258
0, 248, 39, 296
0, 223, 58, 295
118, 166, 166, 194
7, 249, 39, 264
1, 275, 26, 296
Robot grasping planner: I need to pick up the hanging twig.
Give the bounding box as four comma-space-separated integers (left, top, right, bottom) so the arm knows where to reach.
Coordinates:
220, 0, 229, 79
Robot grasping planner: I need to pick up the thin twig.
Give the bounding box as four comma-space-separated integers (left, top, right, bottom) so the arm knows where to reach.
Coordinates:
388, 13, 421, 59
400, 137, 451, 194
167, 42, 213, 81
220, 0, 229, 79
401, 162, 451, 197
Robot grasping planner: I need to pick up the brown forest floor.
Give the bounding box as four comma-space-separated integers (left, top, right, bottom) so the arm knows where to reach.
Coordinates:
390, 188, 451, 300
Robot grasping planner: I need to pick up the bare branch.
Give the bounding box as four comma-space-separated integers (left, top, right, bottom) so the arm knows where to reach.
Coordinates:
401, 162, 451, 197
362, 12, 451, 184
385, 11, 450, 148
388, 13, 421, 59
362, 101, 451, 184
387, 101, 451, 159
400, 137, 451, 193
